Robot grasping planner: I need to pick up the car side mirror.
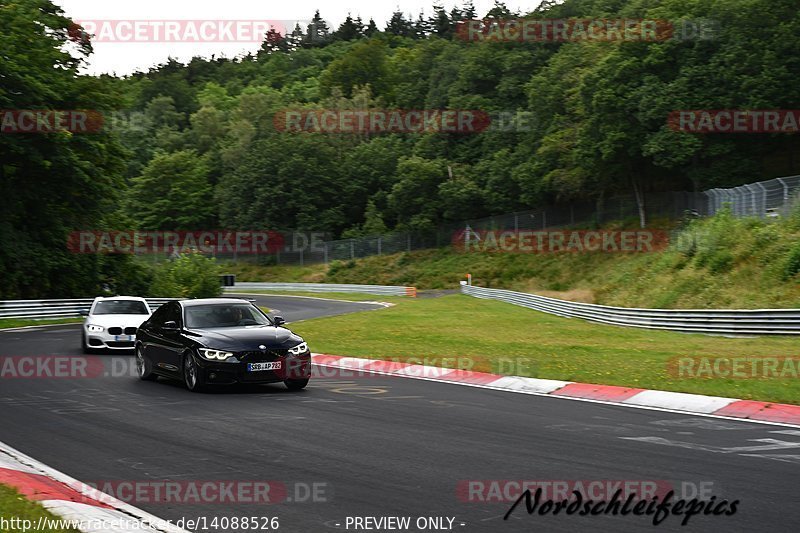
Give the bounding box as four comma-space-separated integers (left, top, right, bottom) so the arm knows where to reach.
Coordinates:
273, 316, 286, 327
79, 310, 89, 317
162, 321, 179, 331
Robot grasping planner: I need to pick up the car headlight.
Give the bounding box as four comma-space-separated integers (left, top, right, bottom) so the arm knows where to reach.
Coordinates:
288, 342, 308, 356
198, 348, 234, 361
86, 324, 104, 332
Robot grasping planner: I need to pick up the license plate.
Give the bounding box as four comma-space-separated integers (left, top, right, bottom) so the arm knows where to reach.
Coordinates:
114, 335, 133, 341
247, 361, 282, 372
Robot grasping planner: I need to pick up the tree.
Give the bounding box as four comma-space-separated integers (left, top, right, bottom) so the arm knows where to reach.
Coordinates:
319, 40, 390, 98
126, 150, 215, 230
387, 157, 449, 231
413, 11, 430, 39
364, 18, 380, 37
334, 14, 361, 41
429, 4, 452, 38
259, 27, 289, 55
485, 0, 513, 19
0, 0, 128, 297
149, 251, 222, 298
304, 10, 331, 47
462, 0, 477, 19
385, 11, 414, 37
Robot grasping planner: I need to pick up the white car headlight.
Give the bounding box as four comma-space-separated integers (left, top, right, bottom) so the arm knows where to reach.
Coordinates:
288, 342, 308, 356
198, 348, 234, 361
86, 324, 104, 332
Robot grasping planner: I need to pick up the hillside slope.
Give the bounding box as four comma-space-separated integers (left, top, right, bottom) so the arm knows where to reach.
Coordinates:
225, 209, 800, 309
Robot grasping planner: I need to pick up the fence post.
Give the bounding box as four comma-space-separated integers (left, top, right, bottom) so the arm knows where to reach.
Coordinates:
407, 234, 411, 252
778, 177, 790, 216
756, 182, 767, 217
323, 243, 328, 264
350, 239, 355, 260
745, 184, 757, 216
377, 236, 382, 255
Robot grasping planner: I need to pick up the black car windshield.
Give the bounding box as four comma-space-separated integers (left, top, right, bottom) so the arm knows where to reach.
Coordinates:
93, 300, 149, 315
184, 304, 271, 328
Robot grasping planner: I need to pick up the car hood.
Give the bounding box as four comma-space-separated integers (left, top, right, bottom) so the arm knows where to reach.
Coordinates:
85, 314, 150, 327
186, 325, 302, 351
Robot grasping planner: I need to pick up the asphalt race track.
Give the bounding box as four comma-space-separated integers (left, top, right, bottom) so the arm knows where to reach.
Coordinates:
0, 295, 798, 532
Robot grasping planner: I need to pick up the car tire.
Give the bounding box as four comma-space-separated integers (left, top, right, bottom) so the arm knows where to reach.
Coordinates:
182, 351, 206, 392
136, 345, 157, 381
284, 378, 309, 391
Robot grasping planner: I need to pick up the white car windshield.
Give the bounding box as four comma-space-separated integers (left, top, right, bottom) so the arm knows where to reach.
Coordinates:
184, 304, 271, 329
93, 300, 149, 315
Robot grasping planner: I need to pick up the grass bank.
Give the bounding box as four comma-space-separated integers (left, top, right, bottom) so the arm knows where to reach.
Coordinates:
292, 294, 800, 405
223, 208, 800, 309
0, 484, 81, 532
0, 317, 82, 330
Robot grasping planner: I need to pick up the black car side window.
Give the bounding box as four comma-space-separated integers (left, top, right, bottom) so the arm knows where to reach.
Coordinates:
148, 304, 169, 327
165, 302, 182, 327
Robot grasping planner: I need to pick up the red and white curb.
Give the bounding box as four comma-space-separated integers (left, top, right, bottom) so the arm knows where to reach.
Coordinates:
0, 441, 187, 533
311, 354, 800, 427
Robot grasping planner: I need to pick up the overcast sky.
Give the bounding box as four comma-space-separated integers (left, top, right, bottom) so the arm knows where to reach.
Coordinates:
54, 0, 540, 75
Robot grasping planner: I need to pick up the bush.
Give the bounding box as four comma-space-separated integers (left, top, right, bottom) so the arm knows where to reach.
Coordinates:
707, 250, 734, 274
149, 251, 222, 298
99, 256, 154, 296
784, 242, 800, 280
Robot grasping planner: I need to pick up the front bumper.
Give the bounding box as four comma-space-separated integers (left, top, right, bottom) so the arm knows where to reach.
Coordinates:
195, 352, 312, 385
85, 329, 137, 350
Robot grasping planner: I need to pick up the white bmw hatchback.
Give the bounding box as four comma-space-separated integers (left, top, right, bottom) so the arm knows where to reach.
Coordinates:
81, 296, 152, 352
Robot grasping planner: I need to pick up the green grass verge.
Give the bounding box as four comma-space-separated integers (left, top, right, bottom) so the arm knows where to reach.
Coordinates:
0, 484, 81, 532
0, 317, 82, 330
229, 290, 404, 302
292, 294, 800, 405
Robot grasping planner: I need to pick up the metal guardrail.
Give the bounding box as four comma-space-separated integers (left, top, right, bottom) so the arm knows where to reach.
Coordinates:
0, 298, 178, 320
225, 282, 416, 297
462, 285, 800, 335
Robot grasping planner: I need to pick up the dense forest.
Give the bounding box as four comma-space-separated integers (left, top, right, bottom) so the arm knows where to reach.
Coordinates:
2, 0, 799, 297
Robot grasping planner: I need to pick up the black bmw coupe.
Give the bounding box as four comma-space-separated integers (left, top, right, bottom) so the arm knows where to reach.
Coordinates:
135, 298, 311, 392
